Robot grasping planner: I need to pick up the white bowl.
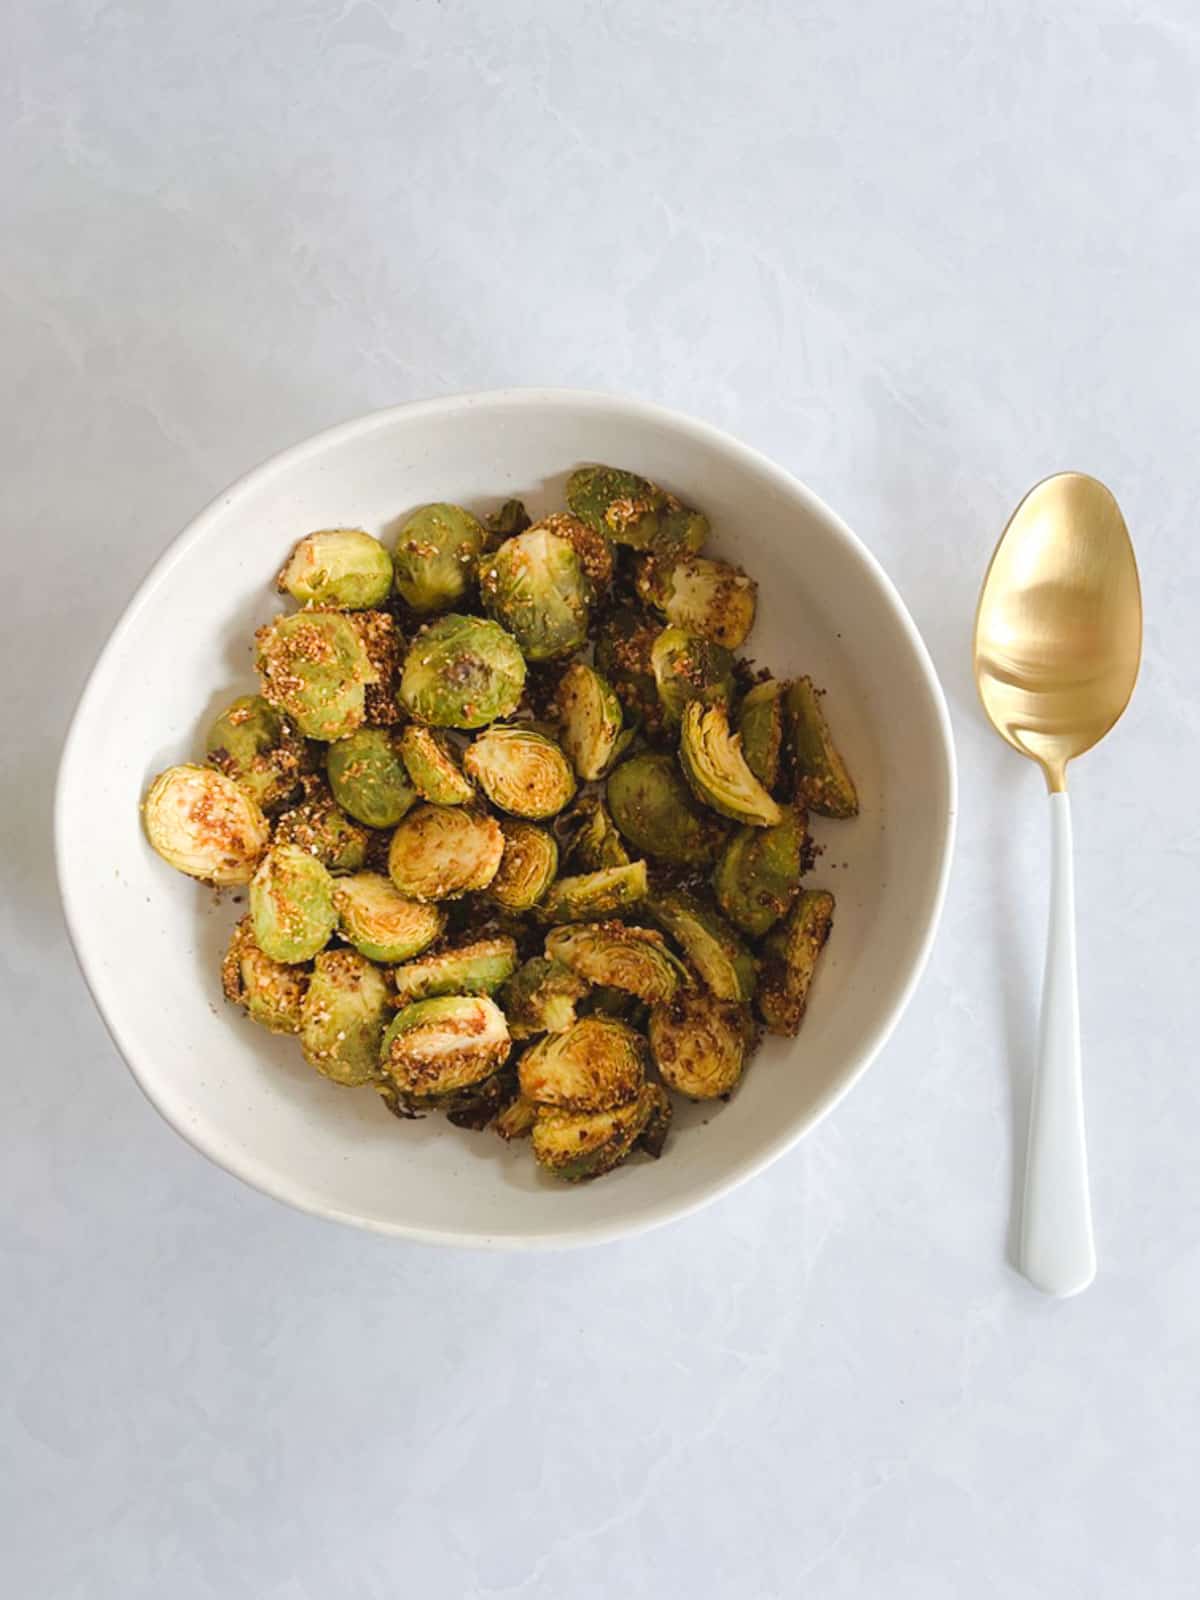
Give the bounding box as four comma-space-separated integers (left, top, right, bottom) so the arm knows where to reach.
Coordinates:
56, 390, 955, 1248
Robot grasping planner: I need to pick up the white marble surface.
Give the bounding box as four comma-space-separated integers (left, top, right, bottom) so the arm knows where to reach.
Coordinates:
4, 2, 1198, 1594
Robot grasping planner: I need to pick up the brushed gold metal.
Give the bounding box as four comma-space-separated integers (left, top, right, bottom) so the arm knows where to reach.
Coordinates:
974, 473, 1142, 792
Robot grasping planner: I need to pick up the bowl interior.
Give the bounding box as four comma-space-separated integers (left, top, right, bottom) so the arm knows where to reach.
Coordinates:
57, 392, 954, 1246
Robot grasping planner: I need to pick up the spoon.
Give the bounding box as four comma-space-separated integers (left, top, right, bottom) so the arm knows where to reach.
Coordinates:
974, 473, 1142, 1297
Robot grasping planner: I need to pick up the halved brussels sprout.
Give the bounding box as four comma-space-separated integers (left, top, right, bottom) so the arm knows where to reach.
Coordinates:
352, 609, 404, 729
250, 843, 337, 963
679, 701, 783, 827
463, 727, 576, 819
567, 795, 631, 871
387, 803, 504, 900
518, 1017, 646, 1111
649, 990, 750, 1099
545, 921, 686, 1005
392, 937, 518, 1005
143, 764, 269, 885
487, 498, 531, 541
500, 957, 588, 1039
738, 679, 784, 792
566, 464, 667, 547
758, 889, 834, 1035
594, 605, 665, 735
638, 1082, 672, 1158
495, 1093, 538, 1140
205, 694, 304, 812
529, 512, 614, 595
648, 889, 756, 1002
326, 728, 416, 828
713, 808, 807, 937
636, 555, 756, 648
539, 860, 648, 924
221, 917, 308, 1033
255, 610, 378, 741
391, 503, 486, 614
531, 1083, 659, 1182
489, 820, 559, 910
399, 614, 526, 729
271, 779, 370, 874
606, 751, 727, 867
479, 527, 590, 661
555, 663, 624, 781
300, 947, 391, 1086
651, 626, 736, 729
277, 528, 393, 610
399, 725, 474, 805
785, 677, 859, 819
379, 995, 511, 1101
653, 500, 710, 560
334, 871, 446, 962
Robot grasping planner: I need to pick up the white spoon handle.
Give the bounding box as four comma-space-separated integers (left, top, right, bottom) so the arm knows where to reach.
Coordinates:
1020, 791, 1096, 1296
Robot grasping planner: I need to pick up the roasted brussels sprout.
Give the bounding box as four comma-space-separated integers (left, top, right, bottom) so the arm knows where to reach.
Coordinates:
324, 728, 416, 829
399, 613, 526, 729
567, 795, 631, 871
545, 921, 686, 1005
531, 1083, 659, 1181
398, 725, 474, 805
649, 991, 749, 1099
463, 727, 576, 819
638, 1083, 673, 1158
392, 937, 518, 1005
738, 679, 784, 792
379, 995, 511, 1103
713, 807, 807, 938
300, 947, 391, 1086
495, 1093, 538, 1140
256, 611, 378, 741
785, 677, 859, 819
205, 694, 304, 812
271, 780, 370, 874
555, 663, 624, 781
650, 626, 735, 728
249, 843, 337, 963
277, 528, 393, 610
593, 605, 664, 735
679, 701, 783, 827
222, 917, 308, 1034
636, 554, 756, 648
500, 957, 588, 1039
333, 872, 445, 962
489, 820, 559, 910
391, 503, 487, 614
528, 512, 614, 595
518, 1017, 646, 1112
387, 803, 505, 900
648, 888, 756, 1002
143, 764, 269, 885
479, 527, 590, 661
487, 498, 531, 541
566, 464, 667, 548
539, 860, 648, 924
606, 751, 727, 867
757, 889, 834, 1035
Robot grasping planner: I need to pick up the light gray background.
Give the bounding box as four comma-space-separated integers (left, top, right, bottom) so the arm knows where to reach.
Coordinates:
4, 3, 1198, 1595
